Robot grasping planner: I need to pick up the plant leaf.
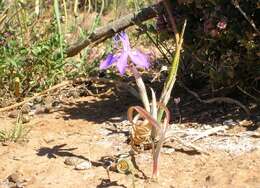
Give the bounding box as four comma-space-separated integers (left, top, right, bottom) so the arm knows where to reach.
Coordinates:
128, 106, 160, 130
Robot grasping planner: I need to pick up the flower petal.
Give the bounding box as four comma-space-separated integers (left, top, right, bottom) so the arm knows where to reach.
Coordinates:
119, 32, 130, 51
113, 34, 120, 49
116, 52, 128, 75
99, 53, 117, 70
129, 50, 150, 69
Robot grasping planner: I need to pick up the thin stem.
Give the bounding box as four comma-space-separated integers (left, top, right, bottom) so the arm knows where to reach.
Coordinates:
99, 0, 105, 18
231, 0, 260, 34
129, 66, 150, 113
163, 0, 179, 43
74, 0, 78, 17
144, 30, 171, 64
54, 0, 64, 59
35, 0, 40, 16
62, 0, 68, 32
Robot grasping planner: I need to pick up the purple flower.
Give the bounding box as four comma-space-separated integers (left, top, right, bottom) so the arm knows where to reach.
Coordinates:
100, 32, 150, 75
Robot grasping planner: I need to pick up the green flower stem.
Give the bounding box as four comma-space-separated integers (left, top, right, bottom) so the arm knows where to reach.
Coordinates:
157, 20, 186, 122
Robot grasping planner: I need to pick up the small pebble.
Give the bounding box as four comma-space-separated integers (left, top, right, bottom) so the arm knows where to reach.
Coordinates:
21, 104, 31, 114
16, 182, 24, 188
21, 115, 30, 124
34, 96, 43, 104
2, 142, 10, 146
35, 106, 48, 114
52, 100, 61, 108
0, 180, 8, 188
75, 161, 92, 170
54, 114, 61, 119
162, 148, 175, 154
239, 120, 253, 127
8, 181, 17, 188
8, 111, 18, 118
64, 157, 78, 166
202, 124, 212, 129
7, 173, 20, 183
12, 156, 22, 161
223, 119, 237, 126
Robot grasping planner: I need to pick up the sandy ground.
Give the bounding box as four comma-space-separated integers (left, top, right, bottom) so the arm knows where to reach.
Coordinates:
0, 92, 260, 188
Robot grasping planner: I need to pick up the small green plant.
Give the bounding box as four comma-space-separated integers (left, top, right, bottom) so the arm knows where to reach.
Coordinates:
0, 114, 30, 143
0, 0, 111, 102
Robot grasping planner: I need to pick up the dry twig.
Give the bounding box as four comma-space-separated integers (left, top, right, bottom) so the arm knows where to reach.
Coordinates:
162, 0, 179, 43
0, 77, 138, 113
231, 0, 260, 35
191, 126, 228, 143
169, 135, 210, 155
178, 81, 251, 115
216, 131, 260, 138
0, 81, 71, 113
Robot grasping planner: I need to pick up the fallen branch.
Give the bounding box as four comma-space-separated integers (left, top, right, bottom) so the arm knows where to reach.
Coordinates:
178, 81, 251, 115
76, 77, 140, 99
0, 81, 72, 113
191, 126, 228, 143
169, 135, 210, 155
0, 77, 138, 113
164, 126, 227, 154
216, 131, 260, 138
65, 2, 163, 57
231, 0, 260, 35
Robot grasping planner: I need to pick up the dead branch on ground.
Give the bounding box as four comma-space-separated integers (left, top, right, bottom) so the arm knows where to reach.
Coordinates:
0, 77, 138, 113
178, 81, 251, 115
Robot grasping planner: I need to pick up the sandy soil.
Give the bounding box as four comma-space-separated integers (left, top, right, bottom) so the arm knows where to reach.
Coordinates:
0, 91, 259, 188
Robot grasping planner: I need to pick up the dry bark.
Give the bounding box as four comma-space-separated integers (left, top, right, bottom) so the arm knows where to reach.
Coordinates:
65, 2, 163, 57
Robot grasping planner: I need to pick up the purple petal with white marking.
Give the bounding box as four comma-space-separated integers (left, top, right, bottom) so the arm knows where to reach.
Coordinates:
99, 53, 117, 69
116, 52, 128, 75
129, 50, 150, 69
119, 32, 130, 51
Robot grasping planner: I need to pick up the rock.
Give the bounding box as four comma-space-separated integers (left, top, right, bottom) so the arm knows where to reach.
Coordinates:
202, 124, 212, 129
223, 119, 237, 126
8, 111, 18, 118
2, 141, 11, 146
21, 104, 31, 114
67, 90, 80, 98
34, 96, 43, 104
28, 110, 36, 116
0, 179, 9, 188
64, 157, 78, 166
52, 100, 61, 108
162, 147, 175, 154
75, 161, 92, 170
21, 115, 30, 124
8, 181, 17, 188
16, 181, 24, 188
239, 120, 253, 127
54, 114, 61, 119
34, 105, 48, 114
12, 156, 22, 161
7, 173, 20, 183
6, 172, 27, 188
44, 96, 54, 106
